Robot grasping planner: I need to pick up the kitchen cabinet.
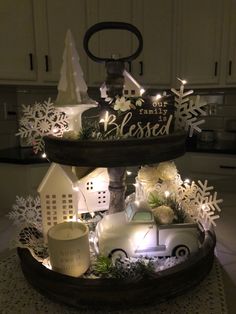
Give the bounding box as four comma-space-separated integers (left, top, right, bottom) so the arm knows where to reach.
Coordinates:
0, 0, 37, 82
86, 0, 133, 86
35, 0, 88, 83
175, 153, 236, 180
132, 0, 174, 88
0, 0, 88, 85
1, 0, 236, 88
224, 0, 236, 85
175, 0, 224, 86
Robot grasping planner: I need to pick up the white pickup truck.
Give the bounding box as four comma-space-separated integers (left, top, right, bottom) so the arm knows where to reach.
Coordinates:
95, 201, 202, 260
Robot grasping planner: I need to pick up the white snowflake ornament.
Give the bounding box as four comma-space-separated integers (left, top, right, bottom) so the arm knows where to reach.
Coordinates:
8, 195, 42, 231
16, 98, 69, 153
171, 81, 207, 137
177, 180, 223, 229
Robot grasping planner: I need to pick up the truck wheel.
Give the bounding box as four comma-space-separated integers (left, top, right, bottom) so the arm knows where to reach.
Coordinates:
173, 245, 190, 258
110, 249, 127, 263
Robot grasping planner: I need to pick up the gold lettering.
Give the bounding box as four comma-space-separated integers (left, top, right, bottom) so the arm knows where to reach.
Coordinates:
120, 112, 132, 136
100, 112, 173, 138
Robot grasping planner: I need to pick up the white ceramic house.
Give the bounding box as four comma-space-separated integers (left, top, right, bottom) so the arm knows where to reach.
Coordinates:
38, 163, 79, 239
38, 164, 110, 240
123, 70, 143, 97
77, 168, 110, 214
100, 70, 143, 98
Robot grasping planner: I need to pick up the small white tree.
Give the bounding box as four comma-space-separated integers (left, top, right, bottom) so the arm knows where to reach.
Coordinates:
55, 29, 97, 132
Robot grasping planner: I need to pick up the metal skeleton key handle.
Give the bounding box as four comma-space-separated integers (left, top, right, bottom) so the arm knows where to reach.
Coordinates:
83, 22, 143, 97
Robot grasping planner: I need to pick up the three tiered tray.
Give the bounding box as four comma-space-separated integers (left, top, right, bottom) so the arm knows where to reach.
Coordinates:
17, 22, 217, 310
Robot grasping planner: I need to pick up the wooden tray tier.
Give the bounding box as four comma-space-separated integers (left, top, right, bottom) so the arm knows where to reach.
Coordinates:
44, 131, 187, 167
17, 230, 216, 311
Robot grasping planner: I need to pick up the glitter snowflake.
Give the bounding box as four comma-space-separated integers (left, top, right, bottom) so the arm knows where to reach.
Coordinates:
171, 83, 207, 137
16, 98, 69, 153
8, 195, 42, 231
177, 180, 223, 229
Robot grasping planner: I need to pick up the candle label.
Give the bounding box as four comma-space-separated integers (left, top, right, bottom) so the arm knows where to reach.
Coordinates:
97, 95, 174, 139
52, 248, 82, 268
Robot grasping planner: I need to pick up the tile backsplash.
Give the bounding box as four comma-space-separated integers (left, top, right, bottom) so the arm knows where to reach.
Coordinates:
0, 86, 18, 149
197, 93, 236, 134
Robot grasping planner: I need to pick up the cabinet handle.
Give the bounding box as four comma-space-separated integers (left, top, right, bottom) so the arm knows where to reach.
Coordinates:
219, 165, 236, 170
229, 60, 232, 76
214, 62, 218, 76
127, 61, 132, 73
45, 55, 49, 72
139, 61, 143, 76
29, 53, 33, 71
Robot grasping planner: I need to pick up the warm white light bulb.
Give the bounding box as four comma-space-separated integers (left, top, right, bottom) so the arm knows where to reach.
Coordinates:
126, 170, 132, 176
184, 178, 190, 184
140, 88, 145, 96
42, 153, 47, 158
177, 77, 187, 85
155, 94, 162, 100
164, 191, 170, 198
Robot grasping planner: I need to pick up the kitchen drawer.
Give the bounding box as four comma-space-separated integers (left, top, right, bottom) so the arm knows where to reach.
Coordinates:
190, 153, 236, 176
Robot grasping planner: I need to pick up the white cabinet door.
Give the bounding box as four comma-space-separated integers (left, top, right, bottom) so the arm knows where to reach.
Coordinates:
0, 0, 37, 81
37, 0, 88, 83
176, 0, 223, 86
132, 0, 174, 88
225, 0, 236, 84
86, 0, 133, 86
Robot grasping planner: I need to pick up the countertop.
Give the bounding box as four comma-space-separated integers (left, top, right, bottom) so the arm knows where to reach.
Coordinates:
0, 139, 236, 164
186, 137, 236, 155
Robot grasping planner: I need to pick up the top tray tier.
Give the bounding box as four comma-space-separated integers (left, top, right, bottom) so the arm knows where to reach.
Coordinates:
44, 131, 186, 167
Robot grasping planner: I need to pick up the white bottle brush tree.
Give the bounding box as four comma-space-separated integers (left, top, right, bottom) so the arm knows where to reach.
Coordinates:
54, 29, 97, 133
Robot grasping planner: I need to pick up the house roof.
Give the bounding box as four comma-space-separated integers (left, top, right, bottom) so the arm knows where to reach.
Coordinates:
79, 167, 108, 182
123, 70, 141, 89
37, 163, 78, 193
100, 70, 141, 98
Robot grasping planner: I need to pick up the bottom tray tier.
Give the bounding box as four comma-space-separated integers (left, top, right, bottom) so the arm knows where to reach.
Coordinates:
17, 230, 216, 311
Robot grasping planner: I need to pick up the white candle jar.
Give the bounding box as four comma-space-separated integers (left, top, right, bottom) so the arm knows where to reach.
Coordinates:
47, 221, 90, 277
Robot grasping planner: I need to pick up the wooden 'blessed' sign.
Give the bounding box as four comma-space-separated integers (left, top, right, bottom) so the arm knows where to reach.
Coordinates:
98, 95, 175, 139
